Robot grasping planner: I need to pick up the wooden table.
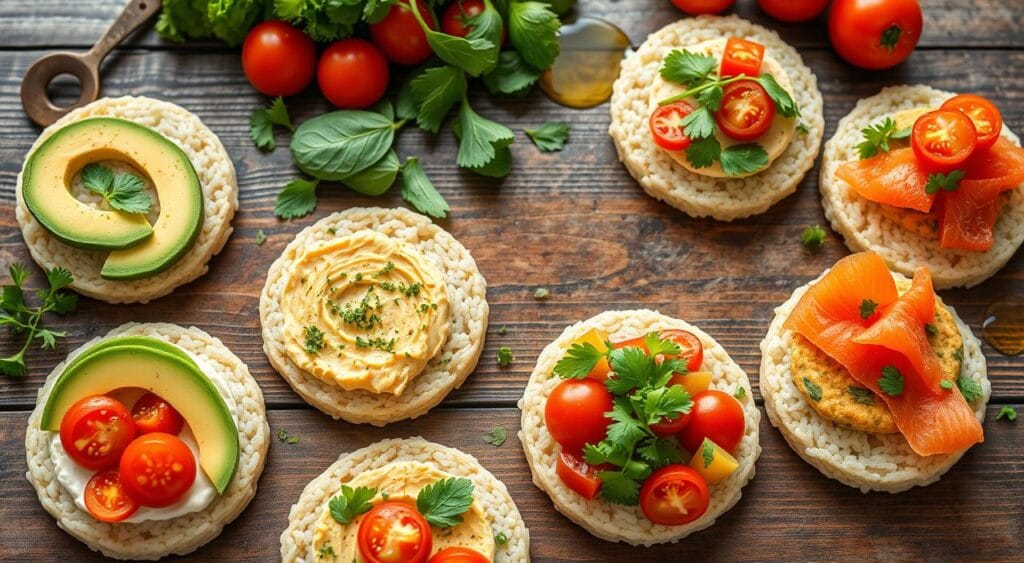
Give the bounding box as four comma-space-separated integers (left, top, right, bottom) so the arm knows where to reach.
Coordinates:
1, 1, 1021, 560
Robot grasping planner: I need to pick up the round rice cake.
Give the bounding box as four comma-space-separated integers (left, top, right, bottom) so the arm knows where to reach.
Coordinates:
25, 323, 270, 560
518, 309, 761, 545
820, 85, 1024, 289
14, 96, 238, 304
280, 437, 529, 562
759, 271, 991, 493
260, 207, 488, 425
609, 15, 824, 221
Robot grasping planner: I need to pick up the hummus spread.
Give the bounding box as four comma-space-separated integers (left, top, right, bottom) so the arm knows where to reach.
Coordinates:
648, 38, 797, 178
281, 230, 451, 395
311, 461, 495, 562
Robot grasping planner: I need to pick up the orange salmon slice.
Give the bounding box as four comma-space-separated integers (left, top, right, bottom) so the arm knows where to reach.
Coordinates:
836, 148, 934, 213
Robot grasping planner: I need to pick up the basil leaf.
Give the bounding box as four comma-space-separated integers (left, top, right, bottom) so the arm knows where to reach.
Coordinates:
342, 150, 400, 196
507, 1, 560, 70
290, 111, 396, 181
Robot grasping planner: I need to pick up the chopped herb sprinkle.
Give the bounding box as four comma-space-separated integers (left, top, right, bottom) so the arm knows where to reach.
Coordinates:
847, 386, 876, 405
803, 377, 823, 401
996, 406, 1017, 422
484, 425, 508, 447
303, 325, 326, 355
534, 287, 550, 300
497, 346, 513, 367
277, 428, 300, 444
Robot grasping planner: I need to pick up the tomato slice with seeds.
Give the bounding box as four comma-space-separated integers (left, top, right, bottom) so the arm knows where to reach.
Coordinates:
612, 329, 704, 373
639, 465, 710, 526
720, 36, 765, 78
84, 469, 139, 523
940, 94, 1003, 151
714, 80, 776, 141
59, 395, 136, 470
649, 101, 696, 151
556, 450, 603, 500
357, 501, 433, 563
428, 547, 490, 563
119, 432, 196, 508
131, 392, 185, 435
911, 110, 977, 171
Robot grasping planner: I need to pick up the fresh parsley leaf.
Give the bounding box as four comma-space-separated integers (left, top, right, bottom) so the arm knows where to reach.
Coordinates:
733, 387, 746, 399
483, 50, 544, 95
660, 49, 717, 87
417, 477, 475, 528
696, 84, 723, 112
859, 299, 879, 320
596, 469, 641, 505
720, 144, 769, 176
80, 164, 115, 194
701, 438, 715, 468
685, 136, 721, 168
801, 225, 827, 249
957, 375, 983, 403
756, 74, 799, 118
329, 485, 377, 524
250, 97, 293, 151
400, 157, 449, 219
636, 436, 683, 467
81, 164, 152, 214
925, 170, 964, 194
525, 121, 569, 152
507, 1, 560, 70
275, 178, 320, 220
643, 332, 682, 358
410, 65, 468, 133
878, 366, 905, 396
681, 106, 716, 140
276, 428, 300, 444
639, 385, 692, 426
46, 267, 74, 291
606, 347, 654, 394
940, 379, 954, 390
996, 406, 1017, 422
803, 377, 823, 401
497, 346, 513, 367
484, 425, 507, 446
847, 386, 876, 405
255, 230, 267, 246
454, 98, 515, 169
0, 264, 76, 377
317, 544, 336, 559
856, 117, 910, 159
553, 341, 606, 379
494, 531, 509, 546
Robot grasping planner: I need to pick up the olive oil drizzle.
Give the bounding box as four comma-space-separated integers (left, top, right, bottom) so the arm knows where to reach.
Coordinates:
982, 301, 1024, 356
539, 17, 633, 109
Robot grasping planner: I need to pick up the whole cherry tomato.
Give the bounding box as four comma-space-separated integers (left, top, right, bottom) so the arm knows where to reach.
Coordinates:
59, 395, 136, 470
639, 464, 710, 525
119, 432, 196, 508
679, 390, 746, 454
545, 379, 613, 454
940, 94, 1003, 152
556, 450, 603, 500
318, 39, 390, 109
715, 80, 776, 141
758, 0, 829, 23
911, 110, 978, 172
828, 0, 923, 70
650, 101, 697, 151
428, 547, 490, 563
241, 20, 316, 96
612, 329, 705, 373
131, 392, 184, 435
370, 0, 437, 66
720, 37, 764, 78
441, 0, 503, 43
670, 0, 734, 16
357, 501, 432, 563
84, 469, 139, 523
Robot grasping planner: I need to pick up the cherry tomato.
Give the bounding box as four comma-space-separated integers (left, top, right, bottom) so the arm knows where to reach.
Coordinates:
911, 110, 978, 172
940, 94, 1003, 152
370, 0, 436, 66
649, 408, 692, 437
757, 0, 829, 22
119, 433, 196, 508
679, 390, 746, 454
670, 0, 734, 16
639, 465, 710, 526
441, 0, 503, 43
612, 329, 705, 373
241, 20, 316, 96
357, 501, 432, 563
545, 379, 613, 454
714, 80, 776, 141
59, 395, 136, 470
828, 0, 923, 70
720, 37, 765, 78
318, 39, 390, 109
428, 547, 490, 563
556, 450, 603, 500
649, 101, 696, 151
83, 470, 139, 523
131, 392, 184, 436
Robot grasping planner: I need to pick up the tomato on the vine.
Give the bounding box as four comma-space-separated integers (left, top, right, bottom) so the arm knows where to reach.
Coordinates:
911, 110, 978, 172
545, 379, 613, 454
828, 0, 923, 70
679, 390, 746, 454
131, 392, 185, 435
318, 39, 390, 109
714, 80, 776, 141
357, 501, 433, 563
84, 470, 139, 523
612, 329, 704, 373
757, 0, 829, 23
940, 94, 1003, 152
670, 0, 734, 16
241, 20, 316, 96
720, 37, 764, 78
556, 450, 603, 500
428, 547, 490, 563
639, 465, 710, 526
59, 395, 136, 470
649, 101, 696, 151
370, 0, 436, 66
119, 432, 196, 508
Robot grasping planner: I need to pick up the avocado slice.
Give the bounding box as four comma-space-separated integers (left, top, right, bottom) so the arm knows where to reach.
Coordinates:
64, 335, 197, 372
40, 343, 239, 494
22, 117, 204, 279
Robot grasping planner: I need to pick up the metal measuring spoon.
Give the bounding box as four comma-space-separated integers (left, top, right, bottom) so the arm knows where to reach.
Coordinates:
20, 0, 162, 127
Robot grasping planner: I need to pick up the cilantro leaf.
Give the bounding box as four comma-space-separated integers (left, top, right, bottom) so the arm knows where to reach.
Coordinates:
681, 106, 716, 140
856, 117, 910, 159
553, 341, 606, 379
957, 375, 983, 403
596, 470, 641, 505
636, 436, 683, 467
696, 84, 723, 112
275, 178, 320, 220
996, 406, 1017, 422
639, 385, 692, 426
859, 299, 878, 320
797, 122, 811, 135
81, 164, 114, 195
733, 387, 746, 399
250, 97, 293, 151
417, 477, 475, 528
878, 366, 905, 396
525, 121, 569, 152
803, 377, 823, 401
801, 225, 827, 249
483, 50, 544, 95
46, 267, 74, 291
660, 49, 717, 87
720, 144, 769, 176
847, 386, 876, 405
507, 1, 560, 70
685, 136, 721, 168
606, 346, 654, 394
925, 170, 964, 195
756, 74, 799, 118
483, 425, 507, 446
410, 66, 468, 134
107, 173, 152, 214
454, 98, 515, 169
400, 157, 449, 219
643, 332, 682, 358
329, 485, 377, 524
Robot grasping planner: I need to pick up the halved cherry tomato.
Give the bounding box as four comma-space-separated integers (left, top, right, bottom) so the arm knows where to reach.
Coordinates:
428, 547, 490, 563
370, 0, 436, 66
720, 37, 765, 78
545, 379, 613, 454
828, 0, 922, 70
649, 406, 691, 437
119, 433, 196, 508
649, 101, 696, 151
670, 0, 734, 16
83, 469, 139, 523
911, 110, 978, 172
358, 501, 433, 563
638, 465, 710, 526
131, 392, 185, 436
59, 395, 136, 470
613, 329, 704, 373
757, 0, 829, 23
679, 390, 746, 454
940, 94, 1003, 152
714, 80, 776, 141
556, 450, 602, 500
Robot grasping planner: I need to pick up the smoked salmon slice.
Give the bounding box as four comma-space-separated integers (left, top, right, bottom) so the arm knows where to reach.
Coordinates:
785, 252, 984, 456
836, 148, 934, 213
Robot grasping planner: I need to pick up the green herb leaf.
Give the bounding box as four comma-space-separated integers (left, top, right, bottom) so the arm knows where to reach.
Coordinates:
640, 385, 692, 425
290, 111, 396, 181
596, 469, 641, 505
801, 225, 827, 249
454, 98, 515, 169
276, 428, 300, 444
685, 136, 721, 168
643, 332, 682, 358
494, 531, 509, 546
847, 386, 876, 405
417, 477, 475, 528
342, 150, 400, 196
796, 122, 811, 135
497, 346, 513, 367
940, 379, 954, 390
534, 287, 550, 299
329, 485, 378, 524
696, 84, 723, 111
483, 50, 544, 95
400, 157, 450, 219
250, 97, 293, 151
429, 32, 499, 76
925, 323, 939, 336
733, 387, 746, 399
107, 173, 152, 214
720, 144, 769, 176
636, 436, 683, 467
957, 375, 983, 403
660, 49, 717, 87
303, 325, 326, 355
681, 106, 716, 140
996, 406, 1017, 422
553, 341, 606, 379
856, 117, 910, 159
756, 74, 800, 118
859, 299, 879, 320
275, 178, 320, 220
525, 121, 569, 152
255, 230, 267, 246
484, 425, 508, 446
701, 438, 715, 468
878, 366, 905, 396
81, 164, 115, 195
507, 1, 560, 70
925, 170, 965, 195
410, 65, 468, 134
0, 263, 76, 377
803, 377, 823, 401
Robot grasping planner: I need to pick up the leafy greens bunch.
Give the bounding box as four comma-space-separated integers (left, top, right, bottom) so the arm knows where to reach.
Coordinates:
0, 264, 77, 377
553, 332, 694, 505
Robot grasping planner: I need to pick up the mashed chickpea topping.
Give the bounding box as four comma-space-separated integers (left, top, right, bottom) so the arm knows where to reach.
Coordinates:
280, 231, 451, 395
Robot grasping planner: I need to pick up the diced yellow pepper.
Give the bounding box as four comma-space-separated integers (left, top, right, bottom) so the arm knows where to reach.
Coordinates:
675, 371, 712, 396
574, 328, 611, 379
689, 438, 739, 485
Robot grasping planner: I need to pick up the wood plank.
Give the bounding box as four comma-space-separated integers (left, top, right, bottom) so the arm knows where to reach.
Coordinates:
0, 0, 1022, 50
0, 48, 1022, 407
1, 407, 1021, 561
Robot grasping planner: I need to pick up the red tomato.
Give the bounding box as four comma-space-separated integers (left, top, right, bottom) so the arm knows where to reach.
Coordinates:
428, 547, 490, 563
720, 37, 765, 78
59, 395, 136, 470
679, 390, 746, 454
828, 0, 922, 70
83, 470, 139, 523
441, 0, 497, 40
556, 450, 603, 500
545, 379, 613, 454
358, 501, 432, 563
941, 94, 1003, 152
119, 433, 196, 508
318, 39, 390, 109
370, 0, 436, 66
649, 101, 696, 151
911, 110, 978, 172
131, 392, 184, 435
612, 329, 704, 373
714, 80, 776, 141
757, 0, 829, 22
649, 409, 692, 437
241, 20, 316, 96
639, 465, 710, 526
670, 0, 734, 16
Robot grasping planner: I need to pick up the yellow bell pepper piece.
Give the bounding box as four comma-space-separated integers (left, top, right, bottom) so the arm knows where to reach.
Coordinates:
689, 438, 739, 485
675, 371, 712, 396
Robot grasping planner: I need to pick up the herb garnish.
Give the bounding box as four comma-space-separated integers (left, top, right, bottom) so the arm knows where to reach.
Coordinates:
534, 287, 550, 300
859, 299, 879, 320
847, 386, 876, 405
416, 477, 474, 528
494, 531, 509, 546
328, 485, 377, 524
355, 336, 396, 352
255, 229, 267, 246
484, 425, 508, 447
925, 323, 939, 336
957, 375, 983, 403
925, 170, 964, 194
996, 406, 1017, 422
0, 264, 77, 377
801, 225, 827, 249
303, 325, 326, 355
317, 544, 336, 559
497, 325, 508, 336
700, 438, 715, 468
80, 164, 152, 215
733, 387, 746, 400
855, 117, 911, 159
803, 377, 823, 401
940, 379, 954, 390
878, 365, 905, 396
250, 96, 293, 152
497, 346, 513, 367
277, 428, 300, 444
525, 121, 569, 152
274, 178, 320, 220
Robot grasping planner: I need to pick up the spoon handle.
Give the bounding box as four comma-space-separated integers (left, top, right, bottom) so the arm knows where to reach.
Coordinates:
86, 0, 163, 63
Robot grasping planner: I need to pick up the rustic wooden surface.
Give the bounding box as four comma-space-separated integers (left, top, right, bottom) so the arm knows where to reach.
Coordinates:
0, 0, 1021, 560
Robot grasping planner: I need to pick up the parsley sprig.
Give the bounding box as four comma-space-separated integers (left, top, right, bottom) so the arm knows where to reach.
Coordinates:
925, 170, 964, 194
0, 264, 77, 377
328, 485, 377, 524
855, 117, 910, 159
81, 164, 152, 215
416, 477, 475, 528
